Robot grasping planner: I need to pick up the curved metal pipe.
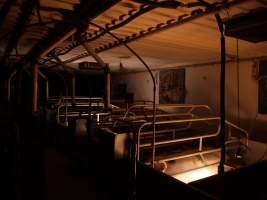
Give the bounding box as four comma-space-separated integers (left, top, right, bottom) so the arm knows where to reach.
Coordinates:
88, 22, 157, 169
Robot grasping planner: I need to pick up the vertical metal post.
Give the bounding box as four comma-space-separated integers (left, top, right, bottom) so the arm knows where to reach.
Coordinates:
215, 14, 226, 176
16, 71, 23, 105
46, 81, 49, 101
7, 77, 11, 101
71, 76, 75, 97
199, 138, 203, 151
71, 76, 76, 101
32, 63, 39, 112
105, 69, 111, 109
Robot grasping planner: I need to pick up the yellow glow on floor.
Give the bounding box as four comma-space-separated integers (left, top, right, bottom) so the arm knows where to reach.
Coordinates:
172, 164, 230, 183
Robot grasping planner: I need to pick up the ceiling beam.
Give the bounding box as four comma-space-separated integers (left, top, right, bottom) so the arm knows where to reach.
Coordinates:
53, 0, 248, 66
0, 0, 121, 77
93, 0, 249, 54
17, 0, 120, 72
0, 0, 38, 66
0, 0, 17, 28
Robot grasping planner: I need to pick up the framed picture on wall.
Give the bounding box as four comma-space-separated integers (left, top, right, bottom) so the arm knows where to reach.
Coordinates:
159, 69, 185, 104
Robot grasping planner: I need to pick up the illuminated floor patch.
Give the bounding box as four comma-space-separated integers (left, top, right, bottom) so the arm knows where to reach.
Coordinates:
172, 164, 232, 183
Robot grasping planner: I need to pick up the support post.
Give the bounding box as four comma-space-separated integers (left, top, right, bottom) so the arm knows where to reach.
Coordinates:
71, 76, 76, 104
215, 14, 226, 176
7, 77, 11, 101
16, 71, 23, 105
38, 70, 49, 101
81, 42, 110, 109
32, 63, 39, 112
105, 68, 111, 109
46, 81, 49, 101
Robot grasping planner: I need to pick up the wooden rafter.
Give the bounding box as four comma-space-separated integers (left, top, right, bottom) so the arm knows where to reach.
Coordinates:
0, 0, 38, 66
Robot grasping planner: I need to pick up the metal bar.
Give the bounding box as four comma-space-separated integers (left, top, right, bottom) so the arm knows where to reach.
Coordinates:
32, 63, 39, 112
139, 131, 219, 148
46, 81, 49, 101
71, 76, 76, 101
215, 13, 226, 176
140, 125, 221, 148
158, 148, 221, 162
141, 117, 220, 126
137, 117, 220, 160
123, 104, 212, 119
130, 112, 194, 119
199, 137, 203, 151
225, 120, 249, 146
7, 78, 11, 101
105, 70, 111, 109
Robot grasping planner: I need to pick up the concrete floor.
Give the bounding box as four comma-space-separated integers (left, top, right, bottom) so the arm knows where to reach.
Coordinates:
45, 148, 112, 200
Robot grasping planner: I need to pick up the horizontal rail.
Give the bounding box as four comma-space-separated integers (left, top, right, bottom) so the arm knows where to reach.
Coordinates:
140, 117, 220, 127
140, 131, 219, 148
225, 120, 249, 146
124, 103, 213, 119
137, 117, 221, 161
158, 148, 221, 163
136, 118, 249, 165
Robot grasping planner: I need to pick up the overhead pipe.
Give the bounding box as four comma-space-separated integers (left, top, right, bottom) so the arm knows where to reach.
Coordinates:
215, 13, 226, 176
89, 22, 157, 170
81, 42, 111, 110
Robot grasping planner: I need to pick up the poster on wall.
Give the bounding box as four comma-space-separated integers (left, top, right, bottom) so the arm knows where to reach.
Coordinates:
159, 69, 185, 104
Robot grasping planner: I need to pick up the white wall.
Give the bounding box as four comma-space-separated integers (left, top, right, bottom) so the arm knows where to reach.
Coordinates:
185, 65, 220, 114
112, 61, 266, 137
112, 71, 160, 103
186, 61, 259, 131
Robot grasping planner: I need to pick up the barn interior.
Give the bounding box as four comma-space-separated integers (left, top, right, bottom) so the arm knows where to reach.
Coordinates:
0, 0, 267, 199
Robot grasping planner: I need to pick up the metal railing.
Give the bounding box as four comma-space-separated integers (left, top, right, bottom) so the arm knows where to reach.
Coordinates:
54, 96, 105, 125
122, 104, 213, 120
135, 117, 249, 165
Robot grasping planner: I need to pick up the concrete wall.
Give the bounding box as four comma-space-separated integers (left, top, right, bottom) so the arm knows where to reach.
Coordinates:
112, 71, 160, 103
185, 61, 259, 131
112, 61, 267, 137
